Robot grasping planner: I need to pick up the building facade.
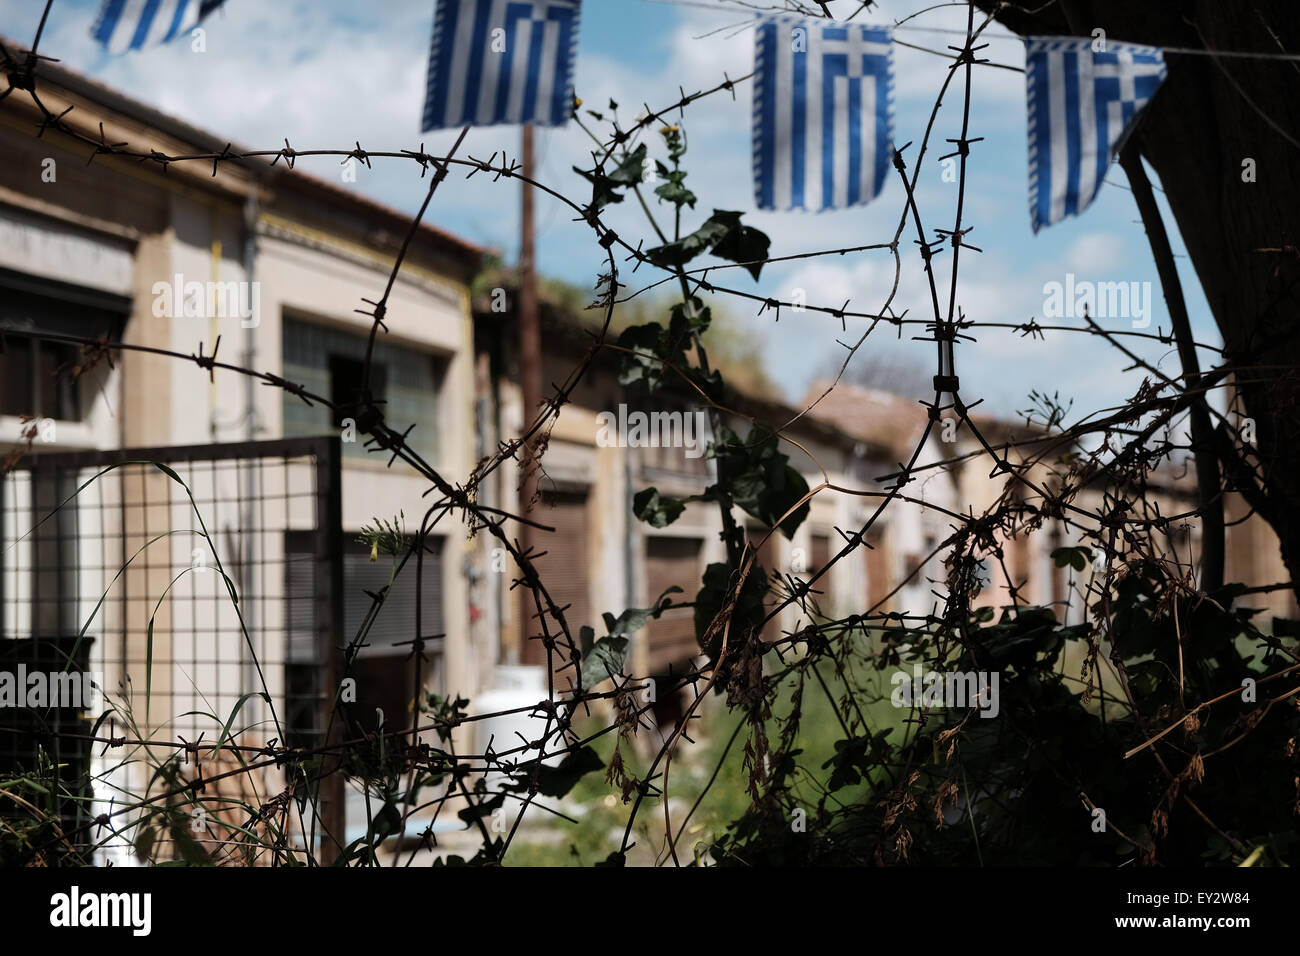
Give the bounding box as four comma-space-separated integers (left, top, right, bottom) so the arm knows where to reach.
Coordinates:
0, 61, 482, 853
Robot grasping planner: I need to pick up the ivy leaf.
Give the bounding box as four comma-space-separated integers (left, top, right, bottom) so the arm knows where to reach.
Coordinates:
167, 815, 211, 865
711, 424, 810, 538
670, 297, 711, 334
579, 635, 629, 689
574, 165, 624, 214
604, 586, 684, 638
645, 220, 727, 271
505, 745, 604, 799
573, 144, 647, 214
614, 321, 691, 394
370, 800, 403, 840
615, 323, 672, 392
133, 821, 157, 861
614, 298, 717, 397
707, 214, 771, 279
457, 792, 505, 827
654, 162, 697, 209
1051, 546, 1093, 572
579, 588, 685, 689
821, 731, 893, 792
634, 487, 686, 527
644, 209, 771, 279
694, 560, 769, 659
686, 365, 724, 403
610, 143, 648, 185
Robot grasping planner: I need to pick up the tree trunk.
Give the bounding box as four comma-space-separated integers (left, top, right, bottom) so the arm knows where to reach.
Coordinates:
976, 0, 1300, 602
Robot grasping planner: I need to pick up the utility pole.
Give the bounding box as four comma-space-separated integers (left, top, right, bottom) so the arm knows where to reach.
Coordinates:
517, 123, 542, 666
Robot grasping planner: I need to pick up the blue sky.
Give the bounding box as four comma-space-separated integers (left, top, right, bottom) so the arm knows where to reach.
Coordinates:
0, 0, 1223, 420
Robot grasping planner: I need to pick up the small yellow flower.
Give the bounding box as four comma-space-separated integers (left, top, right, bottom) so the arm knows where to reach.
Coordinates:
369, 539, 379, 563
574, 96, 583, 108
660, 124, 679, 135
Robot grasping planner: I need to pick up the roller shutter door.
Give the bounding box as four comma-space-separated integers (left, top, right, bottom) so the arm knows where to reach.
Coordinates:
645, 536, 702, 674
526, 489, 592, 666
285, 532, 444, 740
341, 537, 444, 652
865, 526, 890, 611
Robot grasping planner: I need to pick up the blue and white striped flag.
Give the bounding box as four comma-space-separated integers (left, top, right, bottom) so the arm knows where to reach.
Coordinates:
753, 17, 893, 212
422, 0, 581, 131
1026, 37, 1167, 231
92, 0, 226, 54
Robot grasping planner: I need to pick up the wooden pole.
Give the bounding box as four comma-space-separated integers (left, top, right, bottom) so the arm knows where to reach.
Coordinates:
518, 124, 542, 665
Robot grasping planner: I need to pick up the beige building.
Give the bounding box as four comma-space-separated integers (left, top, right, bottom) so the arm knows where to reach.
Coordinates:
801, 379, 1298, 627
471, 296, 896, 743
0, 58, 482, 854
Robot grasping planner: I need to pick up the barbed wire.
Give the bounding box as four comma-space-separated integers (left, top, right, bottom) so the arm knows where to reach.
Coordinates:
0, 0, 1295, 869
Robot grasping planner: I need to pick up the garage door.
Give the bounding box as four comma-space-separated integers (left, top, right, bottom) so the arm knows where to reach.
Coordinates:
644, 536, 703, 674
526, 489, 592, 667
865, 525, 890, 612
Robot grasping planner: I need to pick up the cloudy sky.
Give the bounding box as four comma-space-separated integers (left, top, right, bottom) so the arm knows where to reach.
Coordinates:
0, 0, 1223, 420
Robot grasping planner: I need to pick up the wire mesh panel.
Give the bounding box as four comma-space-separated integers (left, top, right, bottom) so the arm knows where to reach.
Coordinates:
0, 437, 343, 859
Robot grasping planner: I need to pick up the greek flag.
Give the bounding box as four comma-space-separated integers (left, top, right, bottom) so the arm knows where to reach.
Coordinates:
92, 0, 226, 54
753, 17, 894, 212
1026, 37, 1167, 231
422, 0, 581, 131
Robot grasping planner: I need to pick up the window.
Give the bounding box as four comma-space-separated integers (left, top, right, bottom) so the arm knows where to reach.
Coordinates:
284, 531, 444, 746
0, 272, 126, 422
284, 532, 326, 749
328, 354, 386, 431
631, 400, 712, 477
1047, 525, 1066, 609
282, 315, 443, 463
340, 535, 444, 736
0, 635, 96, 843
808, 532, 833, 617
0, 337, 79, 421
644, 535, 703, 732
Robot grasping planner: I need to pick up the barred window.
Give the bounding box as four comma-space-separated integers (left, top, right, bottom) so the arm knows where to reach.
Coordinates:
281, 313, 445, 464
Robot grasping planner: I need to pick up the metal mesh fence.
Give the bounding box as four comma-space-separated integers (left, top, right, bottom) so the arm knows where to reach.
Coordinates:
0, 436, 344, 849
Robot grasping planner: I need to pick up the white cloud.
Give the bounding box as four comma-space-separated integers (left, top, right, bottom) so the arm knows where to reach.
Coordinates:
1063, 232, 1127, 273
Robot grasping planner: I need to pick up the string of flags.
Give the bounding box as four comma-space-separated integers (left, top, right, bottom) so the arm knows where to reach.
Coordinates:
751, 17, 894, 213
88, 0, 1171, 233
419, 3, 1171, 231
1025, 37, 1166, 231
91, 0, 226, 55
421, 0, 581, 131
